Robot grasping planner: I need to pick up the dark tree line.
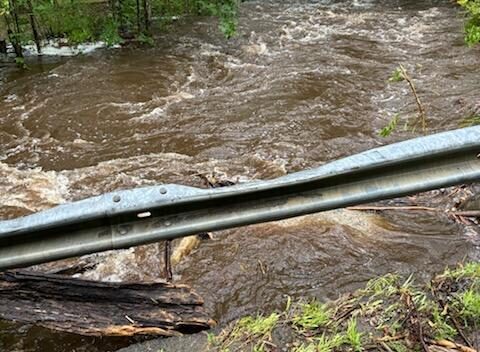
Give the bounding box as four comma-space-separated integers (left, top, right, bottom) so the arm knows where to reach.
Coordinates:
0, 0, 238, 60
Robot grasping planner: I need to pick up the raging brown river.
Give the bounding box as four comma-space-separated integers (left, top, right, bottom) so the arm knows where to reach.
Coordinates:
1, 0, 480, 350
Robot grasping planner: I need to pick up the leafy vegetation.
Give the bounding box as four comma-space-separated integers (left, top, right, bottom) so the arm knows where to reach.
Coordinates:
198, 0, 237, 38
316, 334, 344, 352
345, 318, 363, 352
380, 65, 427, 137
388, 67, 405, 83
235, 313, 279, 338
1, 0, 477, 62
455, 289, 480, 323
208, 262, 480, 352
293, 301, 331, 330
458, 0, 480, 46
460, 114, 480, 127
378, 114, 399, 137
0, 0, 239, 59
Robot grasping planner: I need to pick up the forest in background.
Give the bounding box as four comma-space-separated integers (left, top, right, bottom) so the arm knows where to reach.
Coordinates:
0, 0, 478, 63
0, 0, 237, 60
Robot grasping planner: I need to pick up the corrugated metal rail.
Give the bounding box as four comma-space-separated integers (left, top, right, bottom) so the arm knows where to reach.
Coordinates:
1, 126, 479, 270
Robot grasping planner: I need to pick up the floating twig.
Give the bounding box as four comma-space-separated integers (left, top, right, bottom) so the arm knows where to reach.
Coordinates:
399, 64, 427, 133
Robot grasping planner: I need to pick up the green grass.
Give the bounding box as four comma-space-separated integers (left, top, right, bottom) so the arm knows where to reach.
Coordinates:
316, 333, 345, 352
387, 341, 408, 352
460, 115, 480, 127
364, 273, 399, 297
388, 67, 405, 82
235, 312, 279, 338
442, 262, 480, 280
430, 306, 457, 340
292, 343, 317, 352
458, 0, 480, 46
211, 262, 480, 352
455, 289, 480, 323
293, 300, 331, 330
379, 115, 399, 137
346, 318, 363, 352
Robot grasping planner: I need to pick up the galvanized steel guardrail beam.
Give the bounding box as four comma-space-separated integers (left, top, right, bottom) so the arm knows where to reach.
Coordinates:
0, 126, 479, 271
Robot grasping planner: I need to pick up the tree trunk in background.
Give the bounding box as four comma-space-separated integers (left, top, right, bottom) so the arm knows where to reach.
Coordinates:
0, 40, 6, 54
136, 0, 141, 33
3, 14, 23, 59
26, 0, 41, 54
143, 0, 150, 34
110, 0, 123, 29
9, 0, 20, 34
109, 0, 116, 22
0, 17, 7, 54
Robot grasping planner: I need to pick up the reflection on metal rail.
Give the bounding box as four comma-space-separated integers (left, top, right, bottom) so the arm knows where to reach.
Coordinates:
1, 127, 479, 271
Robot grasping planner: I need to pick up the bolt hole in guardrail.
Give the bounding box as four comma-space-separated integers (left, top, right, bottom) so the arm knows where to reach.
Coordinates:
137, 212, 152, 218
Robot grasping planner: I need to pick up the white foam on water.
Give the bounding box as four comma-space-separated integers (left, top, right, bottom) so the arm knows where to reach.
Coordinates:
108, 101, 148, 114
22, 40, 120, 57
273, 209, 391, 239
242, 34, 270, 56
3, 94, 17, 102
79, 248, 139, 282
351, 0, 375, 9
418, 7, 442, 19
132, 91, 194, 121
134, 106, 166, 120
0, 161, 69, 214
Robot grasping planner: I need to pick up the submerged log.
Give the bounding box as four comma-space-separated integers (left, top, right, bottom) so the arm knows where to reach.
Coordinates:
0, 271, 214, 336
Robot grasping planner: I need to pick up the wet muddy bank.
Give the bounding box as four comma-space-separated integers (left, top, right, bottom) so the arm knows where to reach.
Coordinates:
117, 262, 480, 352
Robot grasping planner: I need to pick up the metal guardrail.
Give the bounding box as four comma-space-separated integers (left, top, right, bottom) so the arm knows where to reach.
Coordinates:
0, 126, 479, 270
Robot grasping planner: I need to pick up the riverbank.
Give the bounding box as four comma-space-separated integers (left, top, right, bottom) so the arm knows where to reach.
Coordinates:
119, 262, 480, 352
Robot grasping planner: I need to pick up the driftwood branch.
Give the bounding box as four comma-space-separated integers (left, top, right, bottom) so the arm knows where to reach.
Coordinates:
347, 205, 438, 212
348, 206, 480, 218
399, 64, 427, 132
0, 271, 214, 337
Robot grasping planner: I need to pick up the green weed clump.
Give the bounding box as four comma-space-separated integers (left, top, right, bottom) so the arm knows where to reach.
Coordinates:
380, 65, 426, 137
293, 300, 331, 330
209, 262, 480, 352
345, 318, 363, 352
458, 0, 480, 46
316, 333, 344, 352
430, 305, 457, 340
441, 261, 480, 280
197, 0, 238, 38
460, 115, 480, 127
378, 115, 399, 137
388, 67, 405, 83
235, 313, 279, 338
455, 289, 480, 323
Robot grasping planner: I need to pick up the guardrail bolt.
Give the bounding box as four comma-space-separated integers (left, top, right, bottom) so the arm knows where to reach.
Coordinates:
160, 187, 167, 194
113, 195, 121, 202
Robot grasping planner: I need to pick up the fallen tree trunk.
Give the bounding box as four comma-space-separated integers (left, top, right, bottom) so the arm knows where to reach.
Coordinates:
0, 271, 214, 336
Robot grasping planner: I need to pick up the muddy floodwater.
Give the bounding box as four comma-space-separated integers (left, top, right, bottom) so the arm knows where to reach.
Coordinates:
1, 0, 480, 351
